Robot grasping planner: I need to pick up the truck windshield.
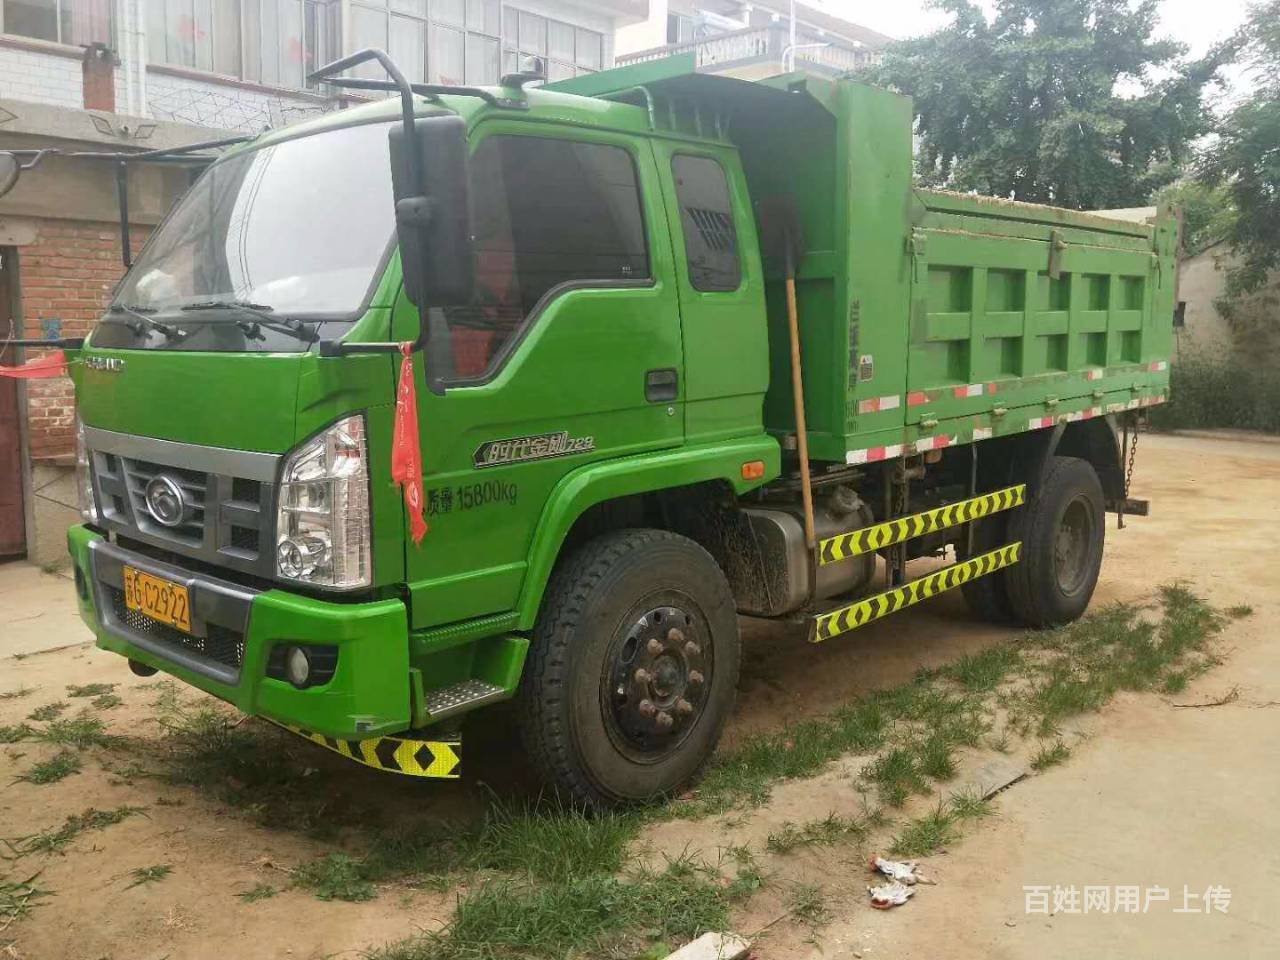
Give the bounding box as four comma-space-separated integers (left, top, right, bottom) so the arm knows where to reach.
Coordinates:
100, 120, 396, 352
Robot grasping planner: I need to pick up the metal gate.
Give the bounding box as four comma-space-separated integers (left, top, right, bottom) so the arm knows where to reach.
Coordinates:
0, 250, 26, 557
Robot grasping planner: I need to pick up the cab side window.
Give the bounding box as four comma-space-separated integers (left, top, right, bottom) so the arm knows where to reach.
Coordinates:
671, 154, 740, 292
445, 135, 650, 378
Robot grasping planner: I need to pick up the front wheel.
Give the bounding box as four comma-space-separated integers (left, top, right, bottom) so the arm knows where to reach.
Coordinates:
1005, 456, 1106, 628
517, 529, 741, 809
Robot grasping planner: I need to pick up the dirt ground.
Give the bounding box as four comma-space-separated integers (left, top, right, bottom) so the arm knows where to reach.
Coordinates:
1, 430, 1277, 960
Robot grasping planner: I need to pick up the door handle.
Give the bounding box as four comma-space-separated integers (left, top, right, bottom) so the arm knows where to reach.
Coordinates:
645, 368, 679, 403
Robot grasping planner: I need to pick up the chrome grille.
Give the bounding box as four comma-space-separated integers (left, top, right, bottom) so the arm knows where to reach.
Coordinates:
85, 427, 280, 579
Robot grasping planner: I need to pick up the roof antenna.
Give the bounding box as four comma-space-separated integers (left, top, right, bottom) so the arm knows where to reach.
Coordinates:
502, 55, 546, 89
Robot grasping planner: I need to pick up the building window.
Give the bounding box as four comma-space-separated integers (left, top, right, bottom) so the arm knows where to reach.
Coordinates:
671, 155, 740, 292
3, 0, 112, 46
445, 135, 649, 378
147, 0, 337, 88
502, 7, 601, 80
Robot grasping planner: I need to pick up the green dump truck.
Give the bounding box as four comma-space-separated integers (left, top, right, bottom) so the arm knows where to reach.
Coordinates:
2, 51, 1176, 808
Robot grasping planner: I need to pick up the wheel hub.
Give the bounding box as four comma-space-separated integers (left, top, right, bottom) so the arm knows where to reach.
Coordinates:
1054, 498, 1093, 594
607, 605, 709, 754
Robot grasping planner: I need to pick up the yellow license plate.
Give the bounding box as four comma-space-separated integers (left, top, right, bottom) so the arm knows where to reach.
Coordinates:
122, 566, 192, 633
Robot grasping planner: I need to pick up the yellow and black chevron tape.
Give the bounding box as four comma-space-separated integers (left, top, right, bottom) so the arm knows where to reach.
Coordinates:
273, 722, 461, 779
818, 484, 1026, 566
810, 542, 1022, 643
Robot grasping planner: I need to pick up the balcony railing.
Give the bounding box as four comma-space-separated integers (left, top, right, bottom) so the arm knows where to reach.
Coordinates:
616, 24, 879, 76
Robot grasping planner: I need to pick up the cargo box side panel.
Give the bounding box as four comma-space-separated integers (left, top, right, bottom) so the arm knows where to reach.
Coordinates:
902, 205, 1175, 434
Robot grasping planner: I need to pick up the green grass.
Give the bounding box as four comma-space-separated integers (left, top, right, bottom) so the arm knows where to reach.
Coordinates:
66, 683, 116, 698
0, 872, 50, 930
36, 716, 115, 749
1030, 740, 1071, 771
292, 854, 376, 902
26, 702, 66, 722
237, 882, 278, 903
947, 645, 1023, 692
766, 813, 869, 854
124, 864, 172, 889
9, 806, 146, 856
720, 845, 765, 900
0, 686, 33, 701
948, 786, 994, 821
890, 804, 960, 857
788, 882, 831, 927
0, 723, 33, 744
16, 752, 81, 785
92, 693, 124, 710
372, 858, 730, 960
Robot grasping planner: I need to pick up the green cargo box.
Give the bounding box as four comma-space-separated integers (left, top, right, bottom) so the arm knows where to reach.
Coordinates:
552, 57, 1178, 465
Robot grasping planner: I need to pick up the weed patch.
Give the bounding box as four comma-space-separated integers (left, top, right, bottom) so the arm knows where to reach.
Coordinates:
124, 864, 172, 889
0, 687, 33, 701
0, 723, 32, 744
92, 693, 124, 710
0, 872, 49, 931
766, 813, 868, 854
1031, 741, 1071, 771
890, 804, 959, 857
37, 716, 115, 749
67, 683, 115, 699
788, 882, 831, 927
8, 806, 146, 856
237, 882, 278, 903
373, 858, 729, 960
26, 702, 66, 723
292, 854, 376, 902
17, 752, 81, 785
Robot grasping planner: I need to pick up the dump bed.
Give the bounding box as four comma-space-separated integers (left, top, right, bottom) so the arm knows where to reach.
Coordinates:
741, 76, 1179, 465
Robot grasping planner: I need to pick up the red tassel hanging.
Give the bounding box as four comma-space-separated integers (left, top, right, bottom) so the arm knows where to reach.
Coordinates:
0, 350, 67, 379
390, 342, 429, 545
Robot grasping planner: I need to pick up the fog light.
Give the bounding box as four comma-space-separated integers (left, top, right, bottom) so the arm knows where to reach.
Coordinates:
285, 646, 312, 688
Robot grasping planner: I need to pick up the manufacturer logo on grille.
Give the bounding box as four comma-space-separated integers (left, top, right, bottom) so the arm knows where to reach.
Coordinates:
473, 431, 595, 469
144, 475, 189, 527
84, 356, 126, 372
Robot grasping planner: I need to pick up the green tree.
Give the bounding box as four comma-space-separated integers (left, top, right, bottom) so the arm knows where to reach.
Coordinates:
1153, 180, 1236, 253
867, 0, 1236, 209
1200, 0, 1280, 310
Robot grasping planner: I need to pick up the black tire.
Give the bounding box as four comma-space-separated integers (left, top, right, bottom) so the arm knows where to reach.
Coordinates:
1005, 456, 1106, 628
959, 508, 1016, 624
516, 529, 741, 809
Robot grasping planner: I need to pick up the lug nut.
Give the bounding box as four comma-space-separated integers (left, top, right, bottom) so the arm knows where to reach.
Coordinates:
634, 668, 651, 684
656, 711, 674, 730
667, 627, 684, 644
688, 670, 705, 686
638, 698, 657, 718
684, 641, 701, 657
675, 698, 694, 716
647, 637, 664, 656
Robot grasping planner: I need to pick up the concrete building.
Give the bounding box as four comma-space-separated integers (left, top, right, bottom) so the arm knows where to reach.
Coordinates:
0, 0, 647, 565
615, 0, 890, 78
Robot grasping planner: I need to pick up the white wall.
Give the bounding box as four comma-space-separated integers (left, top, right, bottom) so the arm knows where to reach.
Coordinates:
615, 0, 669, 56
0, 46, 83, 110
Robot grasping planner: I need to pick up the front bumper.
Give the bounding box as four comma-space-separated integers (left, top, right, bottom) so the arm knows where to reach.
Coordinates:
68, 524, 410, 740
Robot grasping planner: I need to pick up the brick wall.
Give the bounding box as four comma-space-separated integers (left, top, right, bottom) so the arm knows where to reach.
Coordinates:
0, 44, 83, 110
17, 218, 149, 460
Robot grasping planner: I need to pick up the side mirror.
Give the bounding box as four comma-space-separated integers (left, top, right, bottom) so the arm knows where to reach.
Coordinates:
389, 115, 474, 308
0, 153, 20, 198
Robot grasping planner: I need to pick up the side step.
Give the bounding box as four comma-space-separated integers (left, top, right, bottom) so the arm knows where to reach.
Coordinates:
818, 484, 1025, 565
810, 542, 1022, 643
423, 679, 508, 721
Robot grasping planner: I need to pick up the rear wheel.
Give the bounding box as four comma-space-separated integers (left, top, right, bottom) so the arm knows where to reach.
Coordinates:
517, 529, 740, 809
1005, 456, 1105, 627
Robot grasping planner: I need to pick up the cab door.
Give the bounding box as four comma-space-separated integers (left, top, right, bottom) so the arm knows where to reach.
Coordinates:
650, 142, 768, 445
393, 123, 684, 629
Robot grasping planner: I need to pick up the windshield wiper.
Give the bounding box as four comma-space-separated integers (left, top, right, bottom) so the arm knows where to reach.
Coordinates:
179, 300, 320, 344
106, 303, 186, 341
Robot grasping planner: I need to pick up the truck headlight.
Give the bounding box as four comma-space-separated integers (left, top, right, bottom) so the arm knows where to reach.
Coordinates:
75, 415, 100, 524
276, 415, 371, 589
